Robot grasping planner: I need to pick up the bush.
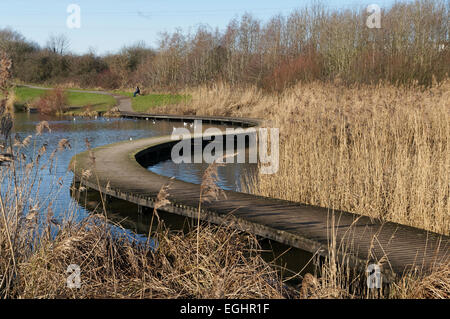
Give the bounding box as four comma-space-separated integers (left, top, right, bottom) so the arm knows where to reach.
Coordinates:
31, 88, 68, 114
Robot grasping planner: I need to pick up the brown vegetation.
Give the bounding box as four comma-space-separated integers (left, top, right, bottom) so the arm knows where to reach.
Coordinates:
153, 80, 450, 236
149, 79, 450, 299
0, 52, 12, 114
29, 88, 68, 114
13, 215, 287, 299
0, 115, 288, 298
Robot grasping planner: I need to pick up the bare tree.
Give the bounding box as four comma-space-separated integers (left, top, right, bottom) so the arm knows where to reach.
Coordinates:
46, 34, 70, 55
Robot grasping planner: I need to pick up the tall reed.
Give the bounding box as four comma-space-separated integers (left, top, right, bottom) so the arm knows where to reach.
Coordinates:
156, 80, 449, 235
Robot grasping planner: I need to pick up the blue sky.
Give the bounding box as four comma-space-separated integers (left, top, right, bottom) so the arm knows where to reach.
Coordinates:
0, 0, 410, 55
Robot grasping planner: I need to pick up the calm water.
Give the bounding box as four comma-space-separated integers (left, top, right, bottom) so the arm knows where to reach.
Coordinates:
148, 150, 258, 192
9, 113, 256, 225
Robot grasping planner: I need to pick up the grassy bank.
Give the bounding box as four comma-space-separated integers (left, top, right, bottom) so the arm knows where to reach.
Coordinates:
9, 85, 188, 114
12, 86, 116, 114
66, 91, 116, 113
113, 90, 190, 112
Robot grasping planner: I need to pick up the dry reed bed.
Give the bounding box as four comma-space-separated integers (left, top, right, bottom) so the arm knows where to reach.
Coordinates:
15, 215, 287, 299
154, 81, 450, 298
155, 80, 449, 236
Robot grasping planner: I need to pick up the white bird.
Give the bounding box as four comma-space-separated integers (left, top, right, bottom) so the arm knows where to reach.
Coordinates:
146, 118, 149, 121
152, 120, 156, 124
183, 122, 188, 126
73, 117, 76, 121
129, 137, 133, 141
189, 123, 194, 128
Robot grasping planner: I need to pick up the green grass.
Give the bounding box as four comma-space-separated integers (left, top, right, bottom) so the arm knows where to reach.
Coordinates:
114, 91, 191, 112
8, 86, 189, 114
14, 86, 46, 104
66, 91, 116, 112
12, 86, 116, 113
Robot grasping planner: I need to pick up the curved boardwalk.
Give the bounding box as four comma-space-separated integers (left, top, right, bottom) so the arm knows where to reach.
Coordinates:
70, 112, 449, 281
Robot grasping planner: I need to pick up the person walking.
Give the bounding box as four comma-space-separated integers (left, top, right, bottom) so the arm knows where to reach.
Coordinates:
133, 86, 141, 97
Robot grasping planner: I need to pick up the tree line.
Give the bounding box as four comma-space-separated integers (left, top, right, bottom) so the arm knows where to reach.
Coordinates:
1, 0, 448, 91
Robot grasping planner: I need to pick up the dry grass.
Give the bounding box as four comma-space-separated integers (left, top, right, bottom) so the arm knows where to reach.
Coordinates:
391, 264, 450, 299
156, 80, 450, 236
0, 116, 287, 299
14, 214, 287, 299
150, 80, 450, 298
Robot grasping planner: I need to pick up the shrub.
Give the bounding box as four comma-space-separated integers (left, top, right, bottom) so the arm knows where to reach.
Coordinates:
32, 88, 68, 114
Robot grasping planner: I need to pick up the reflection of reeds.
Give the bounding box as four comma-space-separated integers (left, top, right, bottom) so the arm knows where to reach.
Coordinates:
36, 121, 51, 136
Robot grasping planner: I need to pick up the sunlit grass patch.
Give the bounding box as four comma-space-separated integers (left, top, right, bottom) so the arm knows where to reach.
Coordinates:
12, 86, 116, 113
65, 91, 116, 113
114, 90, 191, 112
14, 86, 46, 106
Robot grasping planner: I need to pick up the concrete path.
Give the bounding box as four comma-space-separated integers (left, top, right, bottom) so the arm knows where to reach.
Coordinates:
112, 94, 133, 112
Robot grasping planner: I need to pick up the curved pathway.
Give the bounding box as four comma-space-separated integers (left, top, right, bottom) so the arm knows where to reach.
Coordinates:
70, 112, 449, 281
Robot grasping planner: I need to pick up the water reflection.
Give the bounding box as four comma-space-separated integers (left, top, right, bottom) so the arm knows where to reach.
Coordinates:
148, 152, 258, 192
